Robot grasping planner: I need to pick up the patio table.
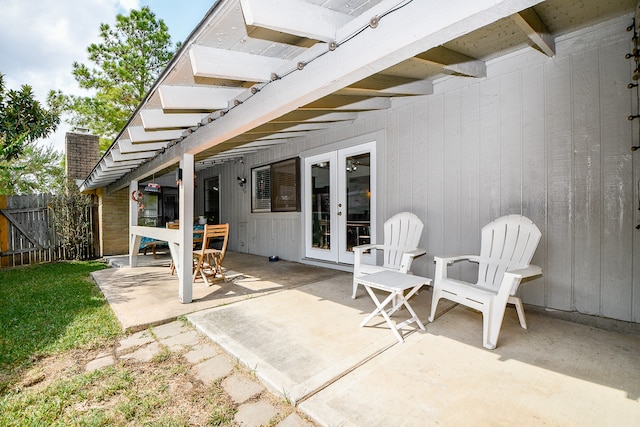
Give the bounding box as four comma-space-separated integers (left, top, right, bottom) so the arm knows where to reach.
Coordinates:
356, 270, 431, 343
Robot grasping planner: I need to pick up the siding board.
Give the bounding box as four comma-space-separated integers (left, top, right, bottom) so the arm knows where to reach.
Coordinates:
426, 95, 445, 261
398, 105, 415, 211
459, 84, 481, 283
500, 71, 523, 216
412, 100, 430, 277
600, 37, 634, 320
386, 108, 400, 216
479, 77, 501, 226
545, 56, 574, 310
444, 90, 462, 257
205, 15, 637, 324
573, 48, 602, 315
521, 64, 547, 306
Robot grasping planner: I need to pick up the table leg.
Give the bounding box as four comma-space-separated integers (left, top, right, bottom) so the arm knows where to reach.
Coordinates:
360, 287, 405, 343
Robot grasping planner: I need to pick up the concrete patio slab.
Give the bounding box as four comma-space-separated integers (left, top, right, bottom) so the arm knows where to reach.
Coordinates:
188, 274, 442, 404
183, 261, 640, 426
94, 251, 345, 332
92, 252, 640, 426
299, 306, 640, 426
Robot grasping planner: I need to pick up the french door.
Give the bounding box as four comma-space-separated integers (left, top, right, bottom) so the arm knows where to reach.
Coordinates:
304, 142, 375, 264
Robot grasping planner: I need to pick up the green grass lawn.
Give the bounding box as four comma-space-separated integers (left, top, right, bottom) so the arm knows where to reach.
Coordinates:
0, 261, 253, 426
0, 261, 298, 426
0, 261, 122, 377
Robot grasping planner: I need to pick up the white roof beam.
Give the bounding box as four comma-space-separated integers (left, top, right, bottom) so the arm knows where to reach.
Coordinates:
189, 45, 289, 82
117, 139, 168, 154
244, 122, 329, 134
99, 162, 134, 173
140, 110, 209, 130
97, 166, 133, 176
109, 0, 544, 192
255, 133, 302, 141
242, 139, 289, 147
158, 85, 245, 112
415, 46, 486, 78
104, 154, 142, 168
128, 126, 183, 143
341, 74, 433, 96
270, 112, 357, 123
300, 95, 391, 111
239, 0, 352, 43
111, 148, 157, 162
510, 8, 555, 57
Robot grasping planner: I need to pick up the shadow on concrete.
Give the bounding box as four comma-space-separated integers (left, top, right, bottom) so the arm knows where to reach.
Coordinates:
92, 251, 640, 425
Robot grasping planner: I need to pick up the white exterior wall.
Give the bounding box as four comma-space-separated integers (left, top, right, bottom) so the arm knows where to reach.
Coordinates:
204, 15, 639, 323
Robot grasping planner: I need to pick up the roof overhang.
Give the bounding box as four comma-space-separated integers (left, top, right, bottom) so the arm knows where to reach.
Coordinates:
78, 0, 634, 193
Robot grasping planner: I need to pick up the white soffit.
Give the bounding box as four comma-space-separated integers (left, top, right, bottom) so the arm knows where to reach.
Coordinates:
80, 0, 633, 192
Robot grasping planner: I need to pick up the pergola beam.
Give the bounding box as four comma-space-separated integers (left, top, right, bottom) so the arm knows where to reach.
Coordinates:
117, 138, 168, 154
341, 74, 433, 96
158, 85, 245, 112
189, 45, 289, 82
107, 0, 544, 193
239, 0, 352, 43
299, 95, 392, 111
141, 110, 209, 130
415, 46, 486, 77
127, 126, 183, 143
511, 8, 555, 57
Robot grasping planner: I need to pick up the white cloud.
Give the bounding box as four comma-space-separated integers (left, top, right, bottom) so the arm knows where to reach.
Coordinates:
0, 0, 208, 155
0, 0, 124, 152
119, 0, 141, 11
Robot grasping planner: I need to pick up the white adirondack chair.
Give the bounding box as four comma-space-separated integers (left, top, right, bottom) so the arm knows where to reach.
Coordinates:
352, 212, 426, 299
428, 214, 542, 349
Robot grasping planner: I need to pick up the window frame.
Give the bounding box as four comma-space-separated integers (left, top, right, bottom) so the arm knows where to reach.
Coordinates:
251, 157, 301, 213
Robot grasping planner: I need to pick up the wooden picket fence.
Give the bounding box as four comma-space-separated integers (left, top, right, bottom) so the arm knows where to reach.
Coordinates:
0, 194, 98, 267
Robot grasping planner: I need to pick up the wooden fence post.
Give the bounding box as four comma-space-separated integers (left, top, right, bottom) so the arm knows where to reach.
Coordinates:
0, 195, 8, 267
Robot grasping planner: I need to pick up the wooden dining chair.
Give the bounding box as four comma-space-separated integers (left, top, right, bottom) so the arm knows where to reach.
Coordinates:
192, 223, 229, 285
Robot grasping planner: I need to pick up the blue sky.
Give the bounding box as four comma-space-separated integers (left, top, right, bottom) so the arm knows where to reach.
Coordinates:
0, 0, 214, 152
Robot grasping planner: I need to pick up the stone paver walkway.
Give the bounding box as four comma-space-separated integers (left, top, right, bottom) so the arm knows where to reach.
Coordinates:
85, 320, 316, 427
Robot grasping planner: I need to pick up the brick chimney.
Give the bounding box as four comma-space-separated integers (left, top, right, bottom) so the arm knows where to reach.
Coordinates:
65, 129, 100, 183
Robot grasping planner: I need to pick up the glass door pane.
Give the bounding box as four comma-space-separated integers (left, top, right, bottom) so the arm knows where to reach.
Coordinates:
304, 141, 375, 264
344, 152, 371, 253
311, 161, 331, 250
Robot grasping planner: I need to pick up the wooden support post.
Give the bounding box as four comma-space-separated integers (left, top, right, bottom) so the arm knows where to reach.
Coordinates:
178, 154, 194, 303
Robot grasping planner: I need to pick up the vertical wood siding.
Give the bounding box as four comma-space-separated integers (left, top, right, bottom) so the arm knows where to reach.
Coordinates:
204, 15, 637, 323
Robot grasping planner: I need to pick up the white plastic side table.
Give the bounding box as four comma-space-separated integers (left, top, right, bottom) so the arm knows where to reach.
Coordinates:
356, 270, 431, 343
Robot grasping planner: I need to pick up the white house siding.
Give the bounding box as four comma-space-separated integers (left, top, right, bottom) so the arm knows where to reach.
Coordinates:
204, 14, 638, 323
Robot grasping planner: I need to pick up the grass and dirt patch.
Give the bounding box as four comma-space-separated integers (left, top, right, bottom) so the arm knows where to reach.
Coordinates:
0, 261, 303, 426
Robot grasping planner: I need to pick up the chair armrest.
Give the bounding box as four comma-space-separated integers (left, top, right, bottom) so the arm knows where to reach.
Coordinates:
353, 243, 382, 255
405, 248, 427, 258
506, 264, 542, 279
433, 255, 478, 282
398, 248, 427, 273
434, 255, 477, 265
499, 265, 542, 297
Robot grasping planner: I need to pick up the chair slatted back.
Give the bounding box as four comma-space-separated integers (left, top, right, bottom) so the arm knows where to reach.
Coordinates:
202, 223, 229, 260
382, 212, 424, 269
477, 215, 541, 291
